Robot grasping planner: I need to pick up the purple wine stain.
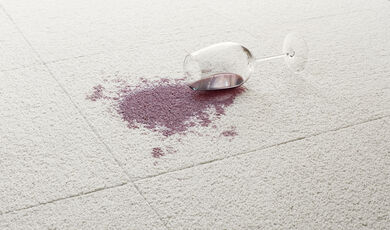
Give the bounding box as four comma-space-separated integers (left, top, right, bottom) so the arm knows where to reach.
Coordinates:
87, 78, 245, 160
118, 79, 245, 137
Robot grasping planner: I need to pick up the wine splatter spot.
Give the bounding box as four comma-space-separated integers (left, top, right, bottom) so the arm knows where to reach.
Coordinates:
152, 147, 165, 158
150, 146, 177, 158
221, 127, 238, 137
86, 84, 105, 101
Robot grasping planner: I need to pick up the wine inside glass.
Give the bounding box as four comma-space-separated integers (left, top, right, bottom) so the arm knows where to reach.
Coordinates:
183, 33, 308, 91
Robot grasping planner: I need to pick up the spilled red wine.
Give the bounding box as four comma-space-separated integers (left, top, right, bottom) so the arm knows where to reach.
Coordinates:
188, 73, 245, 91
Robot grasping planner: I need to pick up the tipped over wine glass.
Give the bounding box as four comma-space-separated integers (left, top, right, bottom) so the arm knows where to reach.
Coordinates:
183, 32, 308, 91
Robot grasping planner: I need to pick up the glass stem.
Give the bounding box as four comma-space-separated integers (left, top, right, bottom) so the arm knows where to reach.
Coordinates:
255, 53, 286, 63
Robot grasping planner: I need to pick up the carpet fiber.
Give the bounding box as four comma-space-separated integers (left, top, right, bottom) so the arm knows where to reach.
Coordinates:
0, 0, 389, 229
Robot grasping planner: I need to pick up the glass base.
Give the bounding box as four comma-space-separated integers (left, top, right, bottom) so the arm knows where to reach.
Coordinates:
282, 32, 308, 73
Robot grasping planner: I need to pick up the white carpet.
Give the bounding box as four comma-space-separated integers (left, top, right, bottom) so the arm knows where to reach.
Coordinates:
0, 0, 389, 229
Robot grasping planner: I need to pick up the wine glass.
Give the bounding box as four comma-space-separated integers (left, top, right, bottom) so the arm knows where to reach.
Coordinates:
183, 32, 308, 90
